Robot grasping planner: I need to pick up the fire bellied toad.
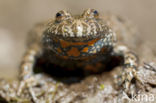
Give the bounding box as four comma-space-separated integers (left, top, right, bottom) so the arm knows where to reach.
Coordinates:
19, 9, 139, 94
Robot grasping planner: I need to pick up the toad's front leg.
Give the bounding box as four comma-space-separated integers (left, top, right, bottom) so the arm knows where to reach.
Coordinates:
113, 45, 139, 93
17, 45, 41, 97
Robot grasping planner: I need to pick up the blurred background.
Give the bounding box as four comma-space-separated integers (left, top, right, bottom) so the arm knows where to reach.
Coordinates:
0, 0, 156, 79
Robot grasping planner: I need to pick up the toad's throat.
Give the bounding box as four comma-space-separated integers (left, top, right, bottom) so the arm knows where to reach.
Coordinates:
51, 37, 113, 59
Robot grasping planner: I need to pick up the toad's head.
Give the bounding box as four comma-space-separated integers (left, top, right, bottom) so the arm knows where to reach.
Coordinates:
42, 9, 116, 59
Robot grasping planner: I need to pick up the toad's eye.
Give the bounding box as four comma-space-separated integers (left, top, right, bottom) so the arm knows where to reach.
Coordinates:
92, 10, 99, 18
55, 10, 72, 22
93, 10, 98, 16
82, 9, 99, 19
56, 12, 62, 18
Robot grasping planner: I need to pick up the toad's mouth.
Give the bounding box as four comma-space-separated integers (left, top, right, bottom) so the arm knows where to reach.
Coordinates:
49, 31, 105, 42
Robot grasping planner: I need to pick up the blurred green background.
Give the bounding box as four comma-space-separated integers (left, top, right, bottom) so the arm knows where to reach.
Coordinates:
0, 0, 156, 79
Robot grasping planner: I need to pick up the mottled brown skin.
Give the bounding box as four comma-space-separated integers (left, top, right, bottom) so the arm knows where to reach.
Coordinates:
18, 9, 139, 95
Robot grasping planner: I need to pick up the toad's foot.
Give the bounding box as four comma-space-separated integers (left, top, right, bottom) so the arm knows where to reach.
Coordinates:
115, 67, 139, 93
17, 45, 41, 102
113, 45, 142, 94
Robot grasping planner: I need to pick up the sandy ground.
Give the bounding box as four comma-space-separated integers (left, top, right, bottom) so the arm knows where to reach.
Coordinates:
0, 0, 156, 78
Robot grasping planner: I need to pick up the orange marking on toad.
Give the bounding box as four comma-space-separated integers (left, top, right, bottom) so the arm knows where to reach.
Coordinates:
82, 47, 88, 53
84, 63, 103, 72
57, 48, 62, 53
87, 38, 99, 46
60, 40, 71, 48
60, 38, 99, 49
67, 47, 80, 57
60, 40, 86, 48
